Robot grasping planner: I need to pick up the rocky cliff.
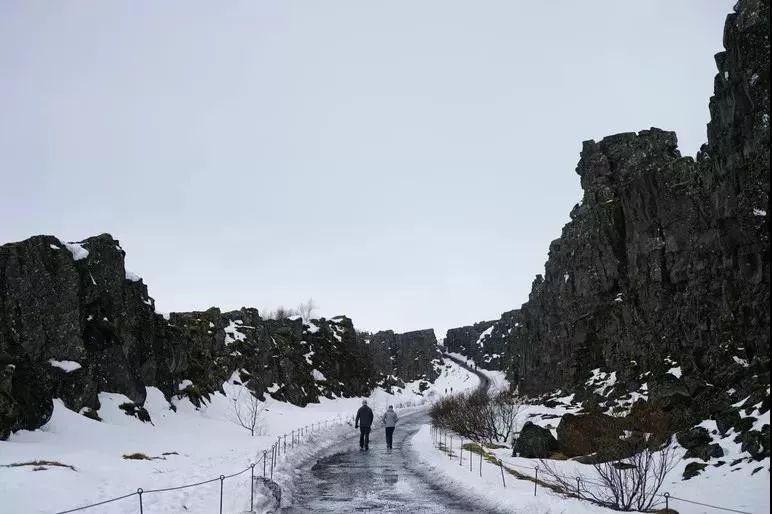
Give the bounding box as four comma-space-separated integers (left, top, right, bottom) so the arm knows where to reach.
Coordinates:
366, 329, 443, 390
447, 0, 769, 441
0, 234, 436, 439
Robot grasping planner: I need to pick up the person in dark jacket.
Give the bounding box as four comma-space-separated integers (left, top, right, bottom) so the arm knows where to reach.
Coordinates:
355, 400, 374, 451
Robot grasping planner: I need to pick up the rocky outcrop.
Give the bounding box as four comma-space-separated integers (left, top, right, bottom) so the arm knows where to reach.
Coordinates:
0, 234, 437, 438
444, 319, 500, 368
445, 0, 769, 444
367, 329, 442, 389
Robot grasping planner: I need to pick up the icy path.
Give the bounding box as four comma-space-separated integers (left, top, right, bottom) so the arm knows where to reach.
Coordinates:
281, 411, 480, 513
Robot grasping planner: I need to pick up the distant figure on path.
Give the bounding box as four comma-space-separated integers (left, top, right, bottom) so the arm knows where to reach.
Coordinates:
382, 405, 399, 450
355, 400, 374, 451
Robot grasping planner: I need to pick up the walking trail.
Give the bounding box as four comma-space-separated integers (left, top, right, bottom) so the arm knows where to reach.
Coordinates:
282, 357, 492, 513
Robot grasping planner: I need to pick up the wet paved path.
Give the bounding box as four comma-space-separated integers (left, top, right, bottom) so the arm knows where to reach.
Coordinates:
281, 412, 481, 513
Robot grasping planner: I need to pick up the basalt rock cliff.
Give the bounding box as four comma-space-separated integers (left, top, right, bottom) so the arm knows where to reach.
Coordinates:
0, 234, 440, 439
447, 0, 769, 443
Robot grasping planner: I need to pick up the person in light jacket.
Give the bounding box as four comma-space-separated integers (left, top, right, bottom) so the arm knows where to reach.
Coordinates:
382, 405, 399, 450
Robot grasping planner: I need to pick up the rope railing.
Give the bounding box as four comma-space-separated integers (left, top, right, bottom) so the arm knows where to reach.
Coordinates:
52, 414, 347, 514
430, 425, 757, 514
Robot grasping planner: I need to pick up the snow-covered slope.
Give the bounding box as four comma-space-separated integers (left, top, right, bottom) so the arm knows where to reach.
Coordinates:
0, 358, 478, 514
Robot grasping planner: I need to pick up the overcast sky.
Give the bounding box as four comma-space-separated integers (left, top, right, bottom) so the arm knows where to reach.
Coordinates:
1, 1, 733, 337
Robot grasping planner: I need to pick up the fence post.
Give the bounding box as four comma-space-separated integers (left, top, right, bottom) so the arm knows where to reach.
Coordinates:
219, 475, 224, 514
449, 435, 453, 458
250, 463, 255, 510
284, 434, 287, 454
469, 446, 473, 472
576, 477, 581, 497
459, 440, 463, 466
534, 465, 538, 496
479, 450, 482, 477
291, 430, 295, 448
270, 445, 275, 480
278, 436, 281, 455
263, 451, 267, 477
499, 460, 506, 487
137, 488, 143, 514
664, 492, 669, 511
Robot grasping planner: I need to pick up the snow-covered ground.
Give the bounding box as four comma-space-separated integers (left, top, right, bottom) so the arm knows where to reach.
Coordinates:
414, 389, 770, 514
445, 351, 509, 393
411, 424, 607, 514
0, 358, 479, 514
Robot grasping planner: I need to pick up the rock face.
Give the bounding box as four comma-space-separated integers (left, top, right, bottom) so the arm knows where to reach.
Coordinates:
367, 329, 442, 388
446, 0, 769, 438
444, 320, 500, 368
0, 234, 437, 438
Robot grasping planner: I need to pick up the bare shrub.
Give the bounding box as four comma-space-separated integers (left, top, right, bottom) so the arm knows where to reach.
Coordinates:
430, 389, 523, 445
540, 435, 678, 511
296, 298, 317, 322
232, 388, 266, 436
486, 391, 523, 444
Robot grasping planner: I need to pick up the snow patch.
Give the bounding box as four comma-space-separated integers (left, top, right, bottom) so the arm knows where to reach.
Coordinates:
64, 242, 89, 261
48, 359, 82, 373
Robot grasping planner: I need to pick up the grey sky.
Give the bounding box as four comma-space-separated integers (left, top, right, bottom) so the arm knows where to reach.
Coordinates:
1, 1, 733, 337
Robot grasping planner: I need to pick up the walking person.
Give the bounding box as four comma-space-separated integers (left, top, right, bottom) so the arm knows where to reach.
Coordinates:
355, 400, 374, 451
382, 405, 398, 450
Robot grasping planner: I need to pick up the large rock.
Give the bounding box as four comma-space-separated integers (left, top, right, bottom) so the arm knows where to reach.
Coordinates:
516, 421, 558, 458
445, 0, 769, 431
556, 413, 625, 458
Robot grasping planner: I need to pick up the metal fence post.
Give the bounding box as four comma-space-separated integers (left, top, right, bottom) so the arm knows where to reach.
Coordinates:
263, 451, 267, 477
449, 435, 453, 458
534, 465, 538, 496
219, 475, 224, 514
664, 492, 669, 511
250, 463, 255, 510
499, 460, 506, 487
479, 450, 482, 477
284, 434, 287, 454
576, 477, 581, 497
459, 440, 463, 465
270, 445, 275, 480
137, 488, 143, 514
469, 447, 473, 472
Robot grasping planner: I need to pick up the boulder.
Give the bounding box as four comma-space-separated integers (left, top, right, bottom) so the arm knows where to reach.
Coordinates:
516, 421, 558, 458
676, 427, 712, 450
713, 409, 741, 435
556, 413, 624, 458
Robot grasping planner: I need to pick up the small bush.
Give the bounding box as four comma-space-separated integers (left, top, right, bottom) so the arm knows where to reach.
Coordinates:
122, 453, 153, 460
3, 460, 76, 471
118, 402, 152, 423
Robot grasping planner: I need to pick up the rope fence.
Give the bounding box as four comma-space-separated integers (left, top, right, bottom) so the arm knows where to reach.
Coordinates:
430, 425, 756, 514
53, 414, 348, 514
